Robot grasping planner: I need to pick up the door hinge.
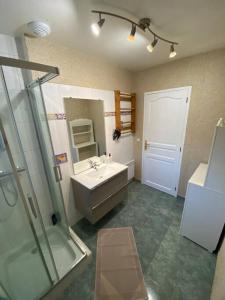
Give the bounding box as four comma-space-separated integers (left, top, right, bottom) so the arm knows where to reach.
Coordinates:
186, 97, 188, 103
174, 187, 177, 191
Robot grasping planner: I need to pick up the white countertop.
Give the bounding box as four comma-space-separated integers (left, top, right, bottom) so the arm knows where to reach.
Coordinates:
71, 162, 128, 190
189, 163, 208, 186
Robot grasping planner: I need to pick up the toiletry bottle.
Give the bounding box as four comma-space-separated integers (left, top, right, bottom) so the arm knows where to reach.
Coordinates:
101, 153, 106, 164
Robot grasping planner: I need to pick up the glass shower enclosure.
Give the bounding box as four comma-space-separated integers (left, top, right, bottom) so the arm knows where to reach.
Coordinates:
0, 56, 87, 300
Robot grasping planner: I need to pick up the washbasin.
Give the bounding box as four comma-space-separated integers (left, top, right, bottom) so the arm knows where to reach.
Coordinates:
72, 160, 128, 190
71, 158, 128, 224
85, 165, 112, 179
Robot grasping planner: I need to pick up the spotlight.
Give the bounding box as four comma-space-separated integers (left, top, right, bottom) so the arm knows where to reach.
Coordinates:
91, 15, 105, 36
169, 44, 177, 58
147, 36, 158, 52
128, 24, 136, 41
90, 10, 179, 58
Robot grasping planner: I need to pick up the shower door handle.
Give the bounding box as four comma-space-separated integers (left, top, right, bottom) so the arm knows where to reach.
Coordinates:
53, 165, 62, 182
27, 195, 37, 218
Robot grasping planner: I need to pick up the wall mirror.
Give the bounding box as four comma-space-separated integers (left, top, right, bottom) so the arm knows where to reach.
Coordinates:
64, 98, 106, 163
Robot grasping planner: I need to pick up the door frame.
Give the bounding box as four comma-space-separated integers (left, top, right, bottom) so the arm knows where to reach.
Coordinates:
141, 86, 192, 196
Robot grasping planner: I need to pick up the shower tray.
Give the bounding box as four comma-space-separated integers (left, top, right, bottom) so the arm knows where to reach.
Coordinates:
0, 225, 87, 300
39, 226, 86, 279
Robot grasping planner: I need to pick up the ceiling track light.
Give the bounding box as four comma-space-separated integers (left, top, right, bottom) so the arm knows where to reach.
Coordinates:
128, 23, 136, 41
147, 35, 158, 52
91, 13, 105, 36
98, 13, 105, 27
91, 10, 178, 57
169, 44, 177, 58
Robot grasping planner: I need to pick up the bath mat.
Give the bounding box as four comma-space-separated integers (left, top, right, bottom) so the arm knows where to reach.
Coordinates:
95, 227, 148, 300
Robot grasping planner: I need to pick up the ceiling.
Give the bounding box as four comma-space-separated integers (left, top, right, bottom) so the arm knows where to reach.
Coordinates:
0, 0, 225, 71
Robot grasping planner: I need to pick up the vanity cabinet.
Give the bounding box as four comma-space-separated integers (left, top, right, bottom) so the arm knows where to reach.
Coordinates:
72, 169, 128, 224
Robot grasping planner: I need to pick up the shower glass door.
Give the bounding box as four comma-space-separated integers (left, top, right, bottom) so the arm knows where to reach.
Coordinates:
27, 80, 87, 280
0, 125, 51, 300
28, 82, 69, 232
0, 66, 56, 300
0, 55, 85, 299
0, 281, 11, 300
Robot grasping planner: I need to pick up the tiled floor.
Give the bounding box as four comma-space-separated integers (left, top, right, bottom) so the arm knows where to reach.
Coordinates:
68, 181, 216, 300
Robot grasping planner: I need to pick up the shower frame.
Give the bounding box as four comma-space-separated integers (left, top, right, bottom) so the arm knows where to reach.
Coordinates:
0, 55, 87, 299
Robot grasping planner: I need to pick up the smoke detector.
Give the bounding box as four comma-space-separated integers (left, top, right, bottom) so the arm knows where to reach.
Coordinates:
27, 21, 51, 38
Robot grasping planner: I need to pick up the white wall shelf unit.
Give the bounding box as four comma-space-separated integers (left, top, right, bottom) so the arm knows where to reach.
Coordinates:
69, 118, 98, 161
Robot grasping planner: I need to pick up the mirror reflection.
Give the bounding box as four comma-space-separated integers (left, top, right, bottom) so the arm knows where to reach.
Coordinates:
64, 98, 106, 163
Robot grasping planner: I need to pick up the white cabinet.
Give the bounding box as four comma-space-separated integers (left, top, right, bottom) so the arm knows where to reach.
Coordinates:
180, 119, 225, 252
205, 118, 225, 194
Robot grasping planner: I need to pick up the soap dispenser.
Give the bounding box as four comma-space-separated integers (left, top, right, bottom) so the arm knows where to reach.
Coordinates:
108, 153, 112, 163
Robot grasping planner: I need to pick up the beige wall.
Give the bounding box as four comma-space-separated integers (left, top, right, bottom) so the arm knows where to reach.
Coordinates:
133, 48, 225, 196
25, 38, 225, 196
25, 37, 133, 92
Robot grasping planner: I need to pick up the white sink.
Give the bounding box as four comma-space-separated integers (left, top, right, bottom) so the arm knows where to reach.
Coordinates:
71, 161, 128, 190
85, 165, 112, 179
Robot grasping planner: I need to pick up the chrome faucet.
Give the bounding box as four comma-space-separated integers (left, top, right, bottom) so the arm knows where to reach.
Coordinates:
88, 159, 99, 170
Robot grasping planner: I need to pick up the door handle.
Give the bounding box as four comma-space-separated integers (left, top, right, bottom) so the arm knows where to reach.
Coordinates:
53, 165, 62, 182
27, 195, 37, 218
144, 140, 148, 150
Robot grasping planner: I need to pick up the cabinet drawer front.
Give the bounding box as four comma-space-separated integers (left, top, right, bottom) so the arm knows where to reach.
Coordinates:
91, 185, 128, 223
89, 170, 128, 207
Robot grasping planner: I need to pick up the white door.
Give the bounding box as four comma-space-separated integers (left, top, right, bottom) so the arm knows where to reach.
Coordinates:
142, 87, 191, 196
